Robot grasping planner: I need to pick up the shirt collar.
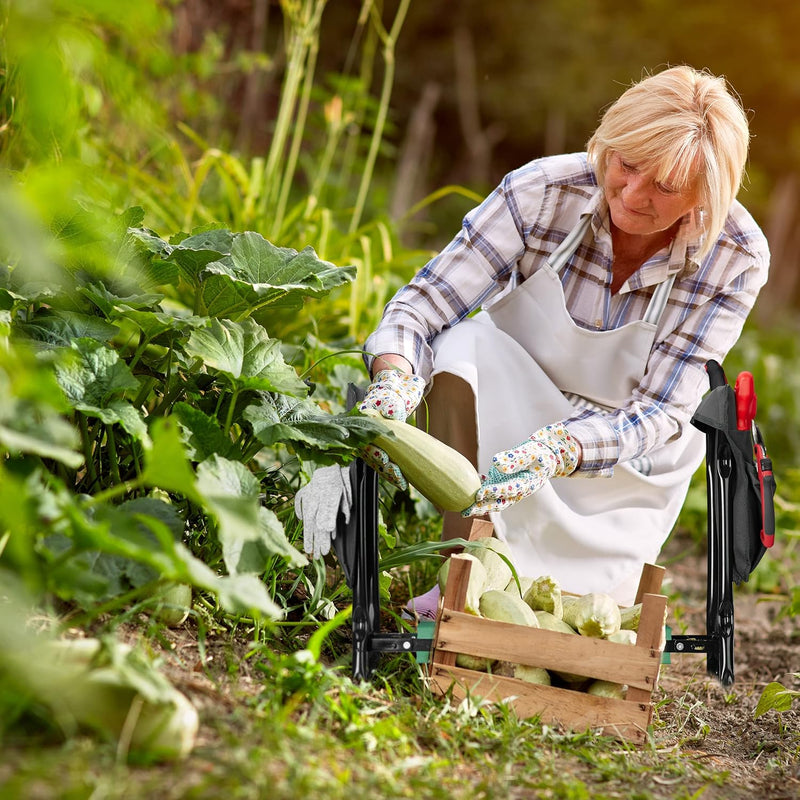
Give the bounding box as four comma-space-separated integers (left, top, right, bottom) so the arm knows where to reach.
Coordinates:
585, 190, 703, 293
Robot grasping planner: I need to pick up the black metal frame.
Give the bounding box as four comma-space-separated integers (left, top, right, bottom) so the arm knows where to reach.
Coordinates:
333, 385, 431, 681
664, 359, 735, 683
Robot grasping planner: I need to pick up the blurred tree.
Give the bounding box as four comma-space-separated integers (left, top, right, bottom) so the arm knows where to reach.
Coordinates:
383, 0, 800, 313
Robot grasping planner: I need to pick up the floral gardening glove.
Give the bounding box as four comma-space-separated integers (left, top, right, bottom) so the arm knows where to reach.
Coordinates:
359, 369, 426, 422
358, 369, 426, 489
464, 423, 580, 516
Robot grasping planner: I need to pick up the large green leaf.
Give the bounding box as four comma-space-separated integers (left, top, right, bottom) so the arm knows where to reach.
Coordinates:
127, 226, 233, 289
144, 427, 304, 574
61, 497, 185, 599
116, 306, 208, 344
128, 226, 355, 321
40, 491, 283, 619
185, 317, 308, 396
80, 282, 165, 317
169, 228, 236, 284
172, 401, 239, 461
55, 338, 140, 409
195, 455, 305, 574
175, 546, 283, 619
0, 402, 83, 467
16, 310, 120, 350
0, 346, 83, 467
197, 232, 355, 319
243, 394, 386, 459
84, 399, 150, 447
127, 226, 176, 261
141, 417, 203, 506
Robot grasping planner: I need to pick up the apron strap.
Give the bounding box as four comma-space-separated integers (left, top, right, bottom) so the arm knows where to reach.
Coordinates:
642, 272, 677, 325
546, 214, 593, 272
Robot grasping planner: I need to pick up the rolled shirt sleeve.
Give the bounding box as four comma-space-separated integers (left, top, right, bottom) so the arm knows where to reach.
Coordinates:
364, 157, 572, 380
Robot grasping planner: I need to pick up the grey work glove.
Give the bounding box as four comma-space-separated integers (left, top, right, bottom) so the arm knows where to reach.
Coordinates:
294, 465, 353, 558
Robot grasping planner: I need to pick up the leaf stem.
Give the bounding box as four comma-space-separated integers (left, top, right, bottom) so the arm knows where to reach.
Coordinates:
106, 426, 122, 486
224, 387, 240, 438
78, 413, 98, 487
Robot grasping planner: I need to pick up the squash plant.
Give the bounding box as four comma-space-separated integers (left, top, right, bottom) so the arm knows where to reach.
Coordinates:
0, 205, 385, 621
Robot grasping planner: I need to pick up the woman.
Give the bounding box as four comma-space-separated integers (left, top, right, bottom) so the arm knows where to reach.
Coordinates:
358, 65, 770, 614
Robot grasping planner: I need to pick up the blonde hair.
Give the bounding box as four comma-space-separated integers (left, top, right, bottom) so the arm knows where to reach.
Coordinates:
586, 65, 750, 261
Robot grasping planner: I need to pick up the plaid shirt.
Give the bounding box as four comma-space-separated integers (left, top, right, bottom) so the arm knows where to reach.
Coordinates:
365, 153, 770, 474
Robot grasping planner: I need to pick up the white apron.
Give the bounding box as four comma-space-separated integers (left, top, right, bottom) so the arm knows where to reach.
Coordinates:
430, 213, 704, 604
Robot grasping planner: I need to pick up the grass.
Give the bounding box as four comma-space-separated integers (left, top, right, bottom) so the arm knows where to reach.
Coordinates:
0, 693, 698, 800
3, 588, 797, 800
0, 674, 762, 800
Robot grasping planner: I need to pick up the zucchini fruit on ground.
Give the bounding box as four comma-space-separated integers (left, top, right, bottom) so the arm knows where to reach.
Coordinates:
3, 633, 198, 762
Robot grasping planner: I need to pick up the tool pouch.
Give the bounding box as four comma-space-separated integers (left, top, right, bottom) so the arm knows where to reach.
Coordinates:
691, 382, 777, 584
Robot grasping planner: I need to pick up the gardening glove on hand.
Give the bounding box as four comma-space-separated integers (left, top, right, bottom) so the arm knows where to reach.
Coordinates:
358, 369, 426, 489
294, 465, 352, 559
359, 369, 426, 422
464, 423, 580, 516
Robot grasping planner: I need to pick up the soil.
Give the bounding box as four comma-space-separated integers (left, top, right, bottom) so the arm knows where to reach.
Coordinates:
650, 532, 800, 799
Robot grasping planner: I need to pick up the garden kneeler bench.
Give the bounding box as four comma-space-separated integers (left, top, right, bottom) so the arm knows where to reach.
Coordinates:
335, 359, 776, 687
664, 359, 776, 686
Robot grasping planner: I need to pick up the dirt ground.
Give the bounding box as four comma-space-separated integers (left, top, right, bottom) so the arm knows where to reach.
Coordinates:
651, 533, 800, 799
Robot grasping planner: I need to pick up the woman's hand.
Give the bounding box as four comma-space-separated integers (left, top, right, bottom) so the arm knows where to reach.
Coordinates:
358, 367, 426, 489
464, 423, 580, 515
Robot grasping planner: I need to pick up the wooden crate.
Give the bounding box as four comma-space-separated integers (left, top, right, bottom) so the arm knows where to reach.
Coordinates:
425, 523, 667, 744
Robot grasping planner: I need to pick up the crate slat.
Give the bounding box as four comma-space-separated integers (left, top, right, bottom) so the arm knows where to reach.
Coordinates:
427, 664, 651, 744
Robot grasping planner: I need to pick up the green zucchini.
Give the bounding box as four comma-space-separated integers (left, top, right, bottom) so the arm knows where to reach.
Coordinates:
534, 611, 578, 635
437, 553, 487, 615
607, 629, 637, 645
479, 589, 540, 628
513, 664, 552, 685
466, 537, 515, 591
523, 575, 564, 619
586, 679, 627, 699
362, 411, 481, 511
619, 603, 642, 631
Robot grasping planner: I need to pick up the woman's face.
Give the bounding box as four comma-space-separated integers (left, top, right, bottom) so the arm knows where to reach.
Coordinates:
604, 152, 700, 238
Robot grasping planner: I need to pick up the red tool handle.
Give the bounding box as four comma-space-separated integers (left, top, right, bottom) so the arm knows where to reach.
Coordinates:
734, 372, 756, 431
755, 442, 776, 548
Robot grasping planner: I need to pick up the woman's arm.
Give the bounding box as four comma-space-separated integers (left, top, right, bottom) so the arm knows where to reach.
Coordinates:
369, 353, 413, 378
